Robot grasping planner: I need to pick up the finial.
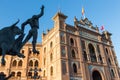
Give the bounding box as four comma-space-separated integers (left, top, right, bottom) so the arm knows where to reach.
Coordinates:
58, 9, 61, 13
74, 16, 78, 22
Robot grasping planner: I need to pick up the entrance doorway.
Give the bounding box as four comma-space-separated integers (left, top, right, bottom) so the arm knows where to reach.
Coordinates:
92, 71, 102, 80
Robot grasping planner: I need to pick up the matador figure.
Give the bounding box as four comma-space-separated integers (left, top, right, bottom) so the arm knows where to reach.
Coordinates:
21, 5, 44, 54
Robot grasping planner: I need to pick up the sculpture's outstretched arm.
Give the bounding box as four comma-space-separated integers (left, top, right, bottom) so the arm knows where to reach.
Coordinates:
36, 5, 44, 18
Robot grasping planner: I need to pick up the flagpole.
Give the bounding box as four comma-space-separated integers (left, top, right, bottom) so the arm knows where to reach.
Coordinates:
83, 13, 85, 19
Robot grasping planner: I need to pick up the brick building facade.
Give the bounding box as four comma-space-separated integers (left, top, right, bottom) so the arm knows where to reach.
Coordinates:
0, 12, 120, 80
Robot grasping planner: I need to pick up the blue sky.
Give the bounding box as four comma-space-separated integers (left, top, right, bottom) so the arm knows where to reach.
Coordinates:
0, 0, 120, 64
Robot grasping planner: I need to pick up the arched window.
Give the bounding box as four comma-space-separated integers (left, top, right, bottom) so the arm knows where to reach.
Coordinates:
73, 63, 77, 73
111, 69, 115, 77
12, 60, 17, 67
28, 72, 32, 77
83, 51, 87, 61
70, 38, 74, 46
21, 50, 24, 54
17, 72, 21, 77
50, 42, 53, 48
18, 60, 22, 67
29, 60, 33, 67
43, 70, 46, 77
29, 48, 32, 54
92, 71, 102, 80
11, 72, 15, 77
44, 58, 46, 66
71, 49, 76, 58
50, 66, 53, 76
105, 48, 109, 54
50, 53, 53, 61
88, 43, 97, 62
34, 60, 39, 67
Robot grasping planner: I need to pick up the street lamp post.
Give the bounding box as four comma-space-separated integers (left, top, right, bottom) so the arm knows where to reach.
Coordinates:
30, 67, 42, 80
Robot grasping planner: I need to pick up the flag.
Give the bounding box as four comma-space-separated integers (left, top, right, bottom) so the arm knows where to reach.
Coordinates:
100, 25, 104, 30
82, 7, 85, 16
82, 7, 85, 19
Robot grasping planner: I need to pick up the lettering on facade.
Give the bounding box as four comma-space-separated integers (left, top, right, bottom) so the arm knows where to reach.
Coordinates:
80, 31, 98, 41
67, 30, 75, 34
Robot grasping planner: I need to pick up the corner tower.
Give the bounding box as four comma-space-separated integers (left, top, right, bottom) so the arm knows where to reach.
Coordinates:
52, 11, 67, 30
41, 12, 68, 80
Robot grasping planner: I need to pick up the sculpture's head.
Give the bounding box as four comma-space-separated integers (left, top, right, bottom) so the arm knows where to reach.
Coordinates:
12, 27, 23, 35
10, 20, 23, 35
32, 15, 37, 19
